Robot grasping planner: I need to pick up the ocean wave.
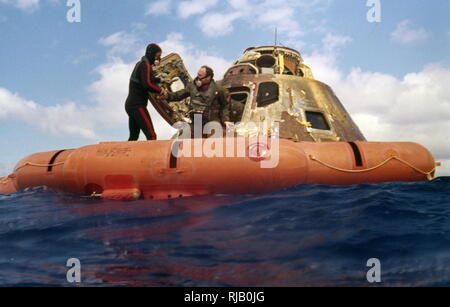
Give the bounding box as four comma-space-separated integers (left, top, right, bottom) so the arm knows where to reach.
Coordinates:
0, 181, 449, 286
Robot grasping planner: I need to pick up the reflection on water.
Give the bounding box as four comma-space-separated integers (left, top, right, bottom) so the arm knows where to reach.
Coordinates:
1, 180, 450, 286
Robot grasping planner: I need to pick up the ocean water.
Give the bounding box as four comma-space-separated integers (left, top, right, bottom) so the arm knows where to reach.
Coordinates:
1, 179, 450, 287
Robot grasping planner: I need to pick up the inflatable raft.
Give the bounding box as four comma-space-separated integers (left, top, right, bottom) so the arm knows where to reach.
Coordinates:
0, 139, 437, 200
0, 46, 440, 198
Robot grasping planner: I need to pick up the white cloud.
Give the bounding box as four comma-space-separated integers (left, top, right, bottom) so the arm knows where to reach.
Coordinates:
0, 59, 174, 141
188, 0, 330, 40
86, 57, 178, 140
177, 0, 218, 19
391, 20, 429, 44
88, 32, 233, 140
337, 64, 450, 129
0, 30, 234, 143
199, 11, 242, 37
304, 33, 352, 83
0, 88, 98, 139
0, 30, 142, 141
158, 29, 449, 177
144, 0, 331, 41
88, 58, 134, 125
159, 32, 232, 78
256, 6, 302, 39
305, 52, 342, 84
305, 45, 450, 176
0, 162, 15, 177
94, 29, 231, 138
227, 0, 251, 10
194, 0, 333, 39
145, 0, 172, 16
322, 33, 353, 53
0, 0, 40, 11
68, 49, 96, 65
99, 31, 141, 58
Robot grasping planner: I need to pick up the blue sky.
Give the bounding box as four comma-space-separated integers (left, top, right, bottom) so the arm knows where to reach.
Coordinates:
1, 0, 450, 176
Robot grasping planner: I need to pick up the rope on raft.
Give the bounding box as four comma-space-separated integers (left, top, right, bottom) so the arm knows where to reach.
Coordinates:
13, 162, 66, 172
5, 157, 437, 182
0, 177, 11, 185
308, 155, 436, 180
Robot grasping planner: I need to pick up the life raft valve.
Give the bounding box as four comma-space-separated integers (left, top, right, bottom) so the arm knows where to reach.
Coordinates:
90, 191, 102, 198
98, 188, 142, 201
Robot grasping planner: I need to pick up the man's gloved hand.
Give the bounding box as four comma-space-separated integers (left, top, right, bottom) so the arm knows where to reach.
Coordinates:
158, 89, 169, 100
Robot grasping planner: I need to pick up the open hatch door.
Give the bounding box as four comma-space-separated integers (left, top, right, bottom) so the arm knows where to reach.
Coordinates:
148, 53, 193, 126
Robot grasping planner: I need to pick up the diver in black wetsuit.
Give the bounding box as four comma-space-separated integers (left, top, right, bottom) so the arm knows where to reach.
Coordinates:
125, 43, 166, 141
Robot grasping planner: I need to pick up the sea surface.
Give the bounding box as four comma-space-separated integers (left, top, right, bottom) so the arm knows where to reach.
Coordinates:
1, 179, 450, 287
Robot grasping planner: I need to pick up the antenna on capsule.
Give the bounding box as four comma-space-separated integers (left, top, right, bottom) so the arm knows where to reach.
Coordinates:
274, 27, 278, 46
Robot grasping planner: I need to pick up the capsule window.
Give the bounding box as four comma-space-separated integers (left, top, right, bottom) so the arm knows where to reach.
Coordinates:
231, 93, 248, 102
283, 67, 294, 75
305, 111, 330, 130
229, 92, 248, 122
169, 77, 186, 92
256, 55, 276, 68
256, 82, 279, 107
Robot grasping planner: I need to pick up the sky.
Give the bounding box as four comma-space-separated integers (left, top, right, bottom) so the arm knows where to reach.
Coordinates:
0, 0, 449, 177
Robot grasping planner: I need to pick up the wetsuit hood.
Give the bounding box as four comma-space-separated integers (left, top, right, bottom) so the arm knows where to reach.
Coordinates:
145, 43, 162, 64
